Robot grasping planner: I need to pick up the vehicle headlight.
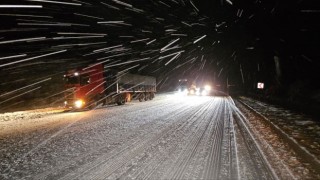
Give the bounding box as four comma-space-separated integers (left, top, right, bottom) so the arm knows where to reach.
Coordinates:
196, 90, 200, 96
204, 85, 211, 91
74, 99, 85, 108
201, 90, 208, 96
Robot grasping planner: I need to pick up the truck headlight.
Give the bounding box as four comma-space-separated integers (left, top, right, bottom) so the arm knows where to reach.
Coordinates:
74, 99, 85, 108
201, 90, 208, 96
204, 85, 211, 91
196, 90, 200, 96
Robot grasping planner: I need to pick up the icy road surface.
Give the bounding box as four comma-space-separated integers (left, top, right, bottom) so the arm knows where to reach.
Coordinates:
0, 94, 276, 179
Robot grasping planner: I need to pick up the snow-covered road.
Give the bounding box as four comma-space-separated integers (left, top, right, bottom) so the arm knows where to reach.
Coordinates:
0, 94, 275, 179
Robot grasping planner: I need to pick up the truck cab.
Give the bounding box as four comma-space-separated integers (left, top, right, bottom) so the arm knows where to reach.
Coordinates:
63, 64, 105, 109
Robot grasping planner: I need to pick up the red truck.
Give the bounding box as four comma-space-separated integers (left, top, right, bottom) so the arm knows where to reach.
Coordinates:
63, 64, 156, 109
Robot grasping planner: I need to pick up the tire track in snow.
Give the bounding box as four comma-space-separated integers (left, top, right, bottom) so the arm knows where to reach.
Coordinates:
119, 98, 218, 179
230, 99, 277, 180
34, 98, 192, 179
2, 97, 173, 178
163, 98, 220, 179
201, 98, 226, 179
60, 97, 213, 179
216, 97, 239, 179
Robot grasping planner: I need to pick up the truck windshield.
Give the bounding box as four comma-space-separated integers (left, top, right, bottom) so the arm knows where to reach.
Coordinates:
64, 76, 79, 84
80, 75, 90, 85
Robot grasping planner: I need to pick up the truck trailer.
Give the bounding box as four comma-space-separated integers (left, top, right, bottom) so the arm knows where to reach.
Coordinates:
63, 64, 156, 109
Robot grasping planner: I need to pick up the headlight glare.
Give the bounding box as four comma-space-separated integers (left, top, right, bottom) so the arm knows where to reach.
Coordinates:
204, 85, 211, 91
74, 99, 85, 108
201, 90, 208, 96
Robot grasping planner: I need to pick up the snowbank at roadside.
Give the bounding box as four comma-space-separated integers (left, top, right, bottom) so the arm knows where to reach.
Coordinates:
0, 107, 66, 123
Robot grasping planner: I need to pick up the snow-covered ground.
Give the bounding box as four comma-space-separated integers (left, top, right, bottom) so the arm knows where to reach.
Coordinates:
0, 94, 302, 179
0, 107, 66, 135
236, 97, 320, 179
238, 97, 320, 161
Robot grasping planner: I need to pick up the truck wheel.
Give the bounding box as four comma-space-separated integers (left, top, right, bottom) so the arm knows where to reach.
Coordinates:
148, 93, 153, 100
117, 94, 126, 105
102, 98, 106, 106
139, 93, 145, 102
144, 93, 149, 101
150, 92, 155, 100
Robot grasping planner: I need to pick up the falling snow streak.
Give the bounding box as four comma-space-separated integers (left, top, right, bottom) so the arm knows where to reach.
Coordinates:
237, 9, 244, 17
240, 64, 244, 84
161, 38, 180, 52
0, 78, 51, 98
52, 36, 105, 40
159, 1, 171, 8
146, 39, 156, 45
160, 45, 182, 53
26, 0, 82, 6
0, 86, 41, 105
193, 35, 206, 44
0, 13, 53, 18
300, 10, 320, 13
181, 21, 192, 27
0, 37, 46, 45
159, 51, 185, 60
171, 34, 188, 36
218, 68, 224, 77
190, 57, 198, 63
189, 0, 199, 12
0, 101, 24, 111
43, 87, 74, 100
53, 42, 107, 48
93, 45, 123, 53
97, 53, 128, 61
57, 32, 107, 36
118, 64, 140, 74
301, 55, 313, 62
85, 81, 106, 96
0, 5, 43, 8
112, 0, 133, 8
0, 50, 67, 68
165, 52, 182, 66
174, 58, 195, 69
18, 21, 90, 27
100, 2, 120, 10
225, 0, 233, 5
0, 54, 27, 60
89, 57, 151, 69
73, 13, 104, 20
130, 38, 150, 43
200, 59, 206, 70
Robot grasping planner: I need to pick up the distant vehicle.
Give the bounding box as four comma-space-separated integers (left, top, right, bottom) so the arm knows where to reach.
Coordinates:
63, 64, 156, 109
176, 79, 189, 95
175, 79, 212, 96
188, 85, 211, 96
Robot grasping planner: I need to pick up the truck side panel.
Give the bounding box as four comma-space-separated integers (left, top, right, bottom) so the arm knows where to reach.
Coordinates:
117, 73, 156, 93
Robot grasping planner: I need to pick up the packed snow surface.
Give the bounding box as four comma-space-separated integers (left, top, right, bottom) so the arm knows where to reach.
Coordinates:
1, 94, 276, 179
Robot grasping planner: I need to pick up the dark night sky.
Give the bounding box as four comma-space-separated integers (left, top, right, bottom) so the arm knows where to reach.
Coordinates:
0, 0, 319, 110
